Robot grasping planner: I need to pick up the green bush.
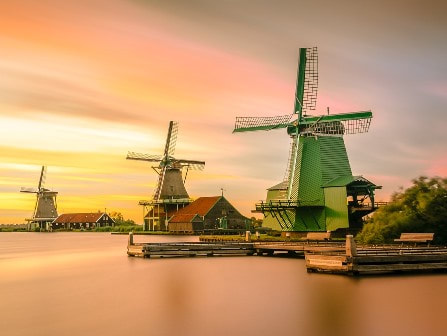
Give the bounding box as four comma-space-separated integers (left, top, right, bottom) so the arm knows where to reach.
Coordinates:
357, 176, 447, 245
94, 225, 143, 233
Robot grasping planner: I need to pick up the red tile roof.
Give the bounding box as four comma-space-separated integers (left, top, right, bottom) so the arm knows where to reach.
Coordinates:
174, 196, 221, 217
169, 214, 199, 223
53, 213, 113, 224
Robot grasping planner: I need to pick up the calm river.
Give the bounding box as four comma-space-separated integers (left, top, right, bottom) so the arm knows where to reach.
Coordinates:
0, 232, 446, 336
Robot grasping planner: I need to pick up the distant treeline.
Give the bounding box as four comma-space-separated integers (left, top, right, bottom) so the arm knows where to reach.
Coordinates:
0, 224, 27, 232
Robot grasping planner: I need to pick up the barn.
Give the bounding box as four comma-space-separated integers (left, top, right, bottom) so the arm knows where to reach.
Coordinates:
168, 196, 248, 233
52, 212, 115, 230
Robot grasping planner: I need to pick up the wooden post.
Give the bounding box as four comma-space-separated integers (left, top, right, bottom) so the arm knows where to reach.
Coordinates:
245, 231, 251, 242
128, 232, 134, 246
346, 235, 357, 257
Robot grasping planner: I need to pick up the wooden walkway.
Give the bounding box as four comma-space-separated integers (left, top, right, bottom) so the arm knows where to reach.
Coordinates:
128, 242, 255, 258
305, 236, 447, 275
252, 241, 344, 256
127, 232, 345, 258
127, 233, 447, 275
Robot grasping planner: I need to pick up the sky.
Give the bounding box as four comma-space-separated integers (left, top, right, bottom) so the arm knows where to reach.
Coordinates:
1, 0, 446, 224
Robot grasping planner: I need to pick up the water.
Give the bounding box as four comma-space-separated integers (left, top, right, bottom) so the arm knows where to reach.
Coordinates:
1, 232, 446, 336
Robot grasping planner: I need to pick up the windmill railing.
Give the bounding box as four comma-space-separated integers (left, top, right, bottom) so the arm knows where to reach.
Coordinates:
349, 201, 388, 209
139, 198, 193, 206
254, 199, 324, 211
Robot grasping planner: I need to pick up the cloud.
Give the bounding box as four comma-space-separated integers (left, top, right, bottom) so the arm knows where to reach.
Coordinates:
426, 157, 447, 177
1, 0, 447, 224
423, 81, 447, 99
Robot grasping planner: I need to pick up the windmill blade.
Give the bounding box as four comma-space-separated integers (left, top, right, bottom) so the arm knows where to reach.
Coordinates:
233, 114, 294, 133
20, 187, 39, 193
163, 121, 178, 158
126, 152, 163, 162
301, 47, 318, 116
176, 159, 205, 170
153, 166, 167, 200
186, 163, 205, 171
301, 110, 372, 135
283, 136, 297, 182
32, 193, 39, 219
38, 166, 46, 191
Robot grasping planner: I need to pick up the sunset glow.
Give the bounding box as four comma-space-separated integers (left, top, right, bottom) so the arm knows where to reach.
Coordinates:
1, 0, 446, 224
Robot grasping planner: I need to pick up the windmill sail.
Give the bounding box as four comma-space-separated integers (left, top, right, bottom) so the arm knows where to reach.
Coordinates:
153, 166, 166, 200
299, 111, 372, 135
233, 114, 294, 133
166, 121, 178, 157
38, 166, 46, 191
126, 152, 164, 162
301, 47, 319, 116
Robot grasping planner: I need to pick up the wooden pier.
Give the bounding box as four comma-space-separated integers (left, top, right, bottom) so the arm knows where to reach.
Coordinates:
128, 241, 255, 258
305, 235, 447, 275
252, 241, 344, 256
127, 233, 447, 275
127, 232, 345, 258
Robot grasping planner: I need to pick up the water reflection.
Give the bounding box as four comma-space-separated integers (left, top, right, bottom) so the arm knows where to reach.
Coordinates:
0, 233, 446, 336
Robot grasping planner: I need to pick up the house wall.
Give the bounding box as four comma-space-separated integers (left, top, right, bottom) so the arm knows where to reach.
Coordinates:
169, 221, 203, 233
203, 198, 248, 230
97, 214, 114, 227
146, 203, 190, 231
51, 214, 114, 230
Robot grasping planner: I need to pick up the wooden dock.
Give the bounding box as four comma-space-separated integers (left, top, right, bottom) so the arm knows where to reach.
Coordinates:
127, 242, 255, 258
252, 241, 344, 256
127, 233, 345, 258
305, 235, 447, 275
127, 233, 447, 275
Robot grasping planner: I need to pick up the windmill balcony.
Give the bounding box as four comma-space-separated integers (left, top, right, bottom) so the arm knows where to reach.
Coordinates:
349, 201, 388, 212
253, 199, 324, 213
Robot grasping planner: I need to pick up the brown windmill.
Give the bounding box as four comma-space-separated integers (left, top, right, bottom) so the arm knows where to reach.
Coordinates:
127, 121, 205, 230
20, 166, 58, 231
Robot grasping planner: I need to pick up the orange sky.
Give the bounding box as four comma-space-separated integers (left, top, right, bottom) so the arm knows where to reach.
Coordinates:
1, 0, 446, 224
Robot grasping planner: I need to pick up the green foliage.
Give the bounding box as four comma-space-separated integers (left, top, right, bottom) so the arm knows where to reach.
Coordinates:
109, 211, 136, 226
357, 176, 447, 244
94, 226, 114, 232
250, 217, 263, 228
94, 225, 143, 232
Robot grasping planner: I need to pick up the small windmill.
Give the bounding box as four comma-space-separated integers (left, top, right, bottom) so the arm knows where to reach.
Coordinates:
20, 166, 58, 230
233, 47, 381, 232
127, 121, 205, 230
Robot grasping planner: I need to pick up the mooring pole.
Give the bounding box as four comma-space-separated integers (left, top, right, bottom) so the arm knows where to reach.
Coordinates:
128, 232, 134, 246
245, 231, 251, 242
346, 235, 357, 257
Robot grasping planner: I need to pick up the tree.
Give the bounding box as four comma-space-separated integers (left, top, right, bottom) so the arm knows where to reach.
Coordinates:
109, 211, 135, 226
356, 176, 447, 245
251, 217, 263, 228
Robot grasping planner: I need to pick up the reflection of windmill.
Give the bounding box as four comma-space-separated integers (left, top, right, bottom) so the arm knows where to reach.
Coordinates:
20, 166, 58, 231
127, 121, 205, 230
233, 47, 381, 233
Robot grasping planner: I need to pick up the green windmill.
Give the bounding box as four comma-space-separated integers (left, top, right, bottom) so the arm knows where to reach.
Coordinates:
233, 47, 381, 233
